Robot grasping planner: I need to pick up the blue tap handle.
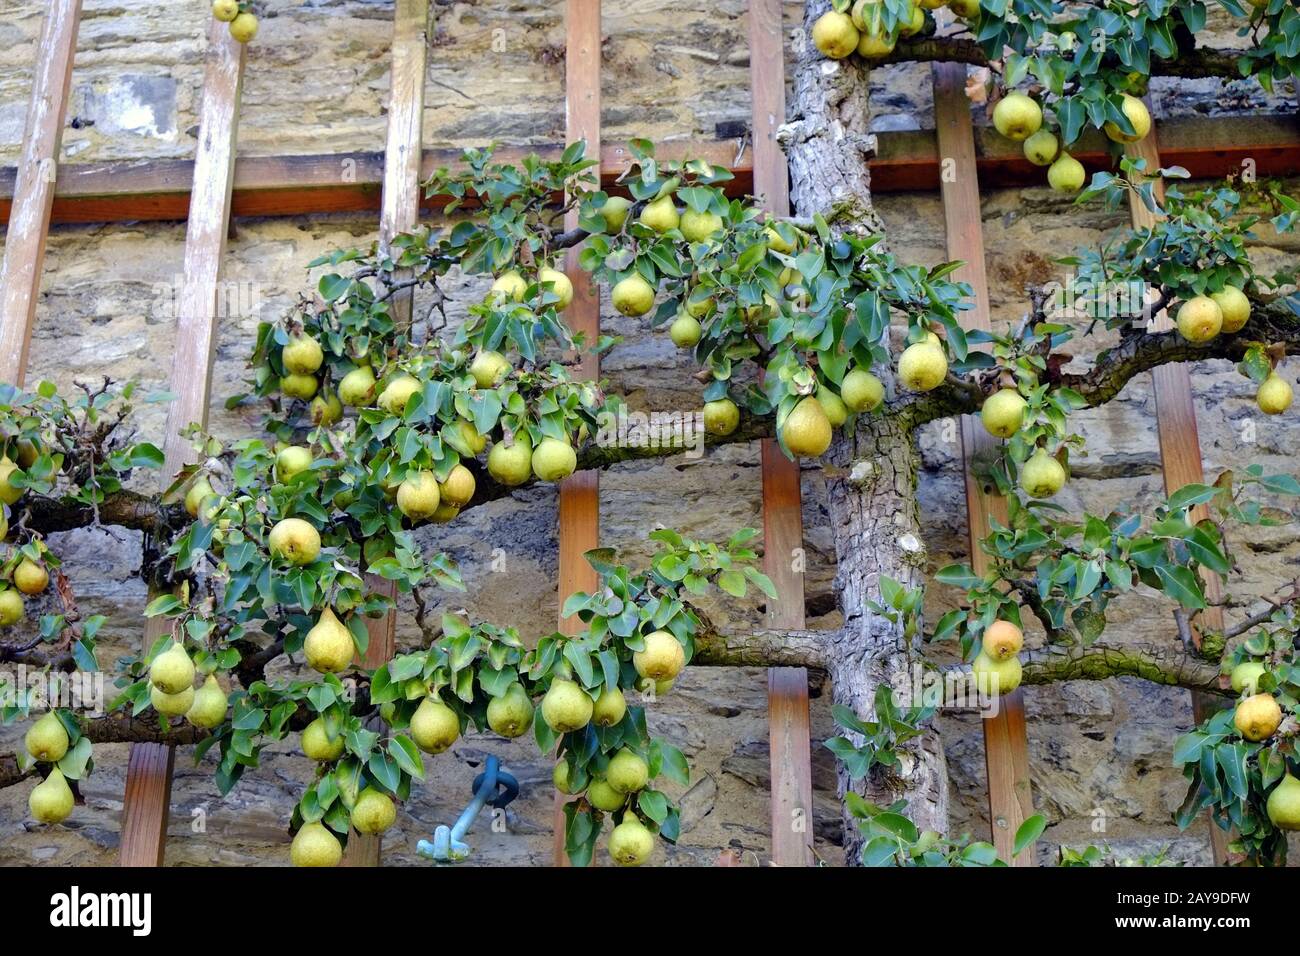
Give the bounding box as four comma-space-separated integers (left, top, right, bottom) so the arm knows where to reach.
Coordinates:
417, 755, 518, 862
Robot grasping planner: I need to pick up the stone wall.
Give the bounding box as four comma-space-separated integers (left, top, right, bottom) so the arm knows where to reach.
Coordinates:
0, 0, 1297, 866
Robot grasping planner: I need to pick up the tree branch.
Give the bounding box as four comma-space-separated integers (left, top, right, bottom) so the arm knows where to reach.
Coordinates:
692, 615, 830, 669
1018, 639, 1229, 694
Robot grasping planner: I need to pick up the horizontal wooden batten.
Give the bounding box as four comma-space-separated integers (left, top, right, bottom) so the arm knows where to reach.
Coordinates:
3, 115, 1295, 227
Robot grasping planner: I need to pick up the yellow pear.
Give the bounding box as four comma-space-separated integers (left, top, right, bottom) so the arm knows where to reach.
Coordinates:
592, 686, 628, 728
487, 683, 535, 738
229, 11, 258, 43
680, 209, 723, 242
186, 675, 229, 729
611, 275, 656, 317
397, 470, 441, 522
212, 0, 239, 22
487, 436, 533, 486
1047, 153, 1086, 192
378, 374, 421, 415
0, 588, 23, 626
490, 270, 527, 303
587, 777, 626, 812
531, 438, 577, 482
439, 464, 476, 507
782, 396, 833, 457
351, 788, 397, 835
1211, 286, 1251, 333
1021, 448, 1066, 498
185, 477, 216, 519
29, 767, 74, 825
541, 678, 594, 734
816, 387, 849, 428
275, 445, 314, 484
670, 315, 702, 348
980, 388, 1027, 439
304, 607, 355, 674
947, 0, 980, 17
150, 642, 195, 695
1023, 129, 1059, 166
310, 391, 343, 425
453, 419, 488, 454
553, 761, 576, 794
900, 3, 925, 36
539, 267, 574, 310
633, 630, 686, 681
857, 30, 895, 58
992, 92, 1042, 141
1266, 773, 1300, 831
268, 517, 321, 565
13, 559, 48, 596
1104, 94, 1152, 144
607, 748, 649, 794
1257, 373, 1293, 415
841, 369, 884, 412
430, 502, 460, 524
598, 196, 633, 233
638, 195, 680, 234
24, 712, 69, 762
338, 366, 377, 406
983, 620, 1024, 661
290, 821, 342, 867
410, 696, 460, 754
1234, 692, 1282, 741
281, 373, 318, 401
703, 398, 740, 436
283, 334, 324, 375
972, 651, 1022, 695
301, 717, 346, 761
608, 817, 656, 866
151, 683, 195, 717
1229, 661, 1267, 695
470, 350, 511, 388
898, 341, 948, 391
1176, 296, 1223, 342
0, 456, 23, 505
810, 10, 859, 59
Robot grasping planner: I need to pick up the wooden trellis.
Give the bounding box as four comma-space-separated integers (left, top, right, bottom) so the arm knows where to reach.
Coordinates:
0, 0, 1281, 868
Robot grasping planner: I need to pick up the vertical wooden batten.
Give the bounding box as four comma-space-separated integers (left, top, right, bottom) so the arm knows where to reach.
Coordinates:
118, 19, 247, 867
1124, 126, 1230, 866
932, 61, 1035, 865
0, 0, 82, 382
749, 0, 814, 868
341, 0, 429, 868
552, 0, 602, 868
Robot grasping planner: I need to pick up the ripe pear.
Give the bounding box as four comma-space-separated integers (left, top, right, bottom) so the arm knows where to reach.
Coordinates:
608, 817, 656, 866
487, 682, 535, 738
980, 388, 1027, 439
13, 559, 48, 596
410, 696, 460, 754
378, 374, 422, 415
302, 717, 345, 761
703, 398, 740, 436
29, 768, 74, 825
898, 341, 948, 391
487, 435, 533, 486
1176, 296, 1223, 342
290, 821, 342, 867
470, 350, 511, 389
541, 678, 594, 734
229, 11, 258, 42
1230, 661, 1267, 695
0, 456, 23, 505
212, 0, 239, 22
283, 334, 324, 375
454, 419, 488, 454
857, 30, 895, 59
983, 620, 1024, 661
25, 712, 69, 762
151, 683, 195, 717
633, 630, 686, 682
186, 675, 229, 729
816, 387, 849, 428
1023, 129, 1059, 166
607, 748, 649, 794
438, 464, 476, 507
1021, 448, 1066, 498
1047, 153, 1086, 192
972, 651, 1022, 695
992, 92, 1042, 142
430, 502, 460, 524
900, 3, 925, 36
680, 209, 723, 242
0, 588, 23, 626
587, 778, 627, 812
338, 366, 377, 406
281, 373, 318, 401
1211, 286, 1251, 333
310, 391, 343, 426
1233, 692, 1282, 741
639, 195, 680, 234
598, 196, 633, 233
351, 788, 397, 835
304, 608, 355, 674
841, 369, 884, 412
553, 761, 576, 794
490, 270, 527, 303
764, 225, 796, 254
670, 315, 702, 348
268, 517, 322, 565
397, 470, 441, 522
539, 267, 574, 310
611, 275, 656, 317
1266, 773, 1300, 831
686, 294, 715, 319
1257, 373, 1293, 415
782, 396, 833, 458
275, 445, 314, 484
532, 438, 577, 482
1104, 94, 1152, 144
850, 0, 880, 29
592, 686, 628, 728
150, 642, 196, 694
811, 10, 859, 58
185, 477, 216, 519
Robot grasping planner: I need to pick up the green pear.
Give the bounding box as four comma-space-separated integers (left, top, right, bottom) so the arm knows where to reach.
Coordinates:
531, 438, 577, 482
0, 456, 23, 505
607, 748, 649, 794
275, 445, 314, 483
810, 10, 859, 59
453, 419, 488, 454
282, 334, 324, 374
670, 315, 702, 348
410, 696, 460, 754
24, 712, 69, 763
1047, 153, 1086, 192
1023, 129, 1059, 166
611, 275, 656, 317
490, 270, 527, 302
212, 0, 239, 22
633, 631, 685, 681
0, 588, 23, 626
487, 436, 533, 487
151, 683, 195, 717
351, 788, 397, 835
638, 195, 680, 234
281, 373, 318, 401
841, 369, 884, 413
553, 760, 576, 794
608, 816, 656, 866
703, 398, 740, 436
268, 517, 321, 565
1230, 661, 1267, 695
301, 717, 346, 761
304, 607, 355, 674
539, 267, 574, 310
781, 396, 832, 458
229, 11, 258, 43
338, 366, 377, 406
378, 374, 421, 415
397, 470, 441, 522
1266, 773, 1300, 831
598, 196, 633, 233
992, 92, 1042, 141
1103, 94, 1151, 144
980, 388, 1028, 439
470, 350, 512, 388
1211, 286, 1251, 333
310, 390, 343, 426
1020, 448, 1066, 499
592, 686, 628, 728
487, 683, 535, 738
586, 778, 626, 812
29, 767, 74, 824
815, 387, 848, 428
971, 651, 1022, 696
680, 208, 723, 242
186, 675, 229, 729
1176, 296, 1223, 343
439, 464, 476, 507
541, 678, 594, 734
184, 477, 217, 519
150, 642, 196, 695
290, 821, 342, 867
898, 341, 947, 391
1257, 373, 1293, 415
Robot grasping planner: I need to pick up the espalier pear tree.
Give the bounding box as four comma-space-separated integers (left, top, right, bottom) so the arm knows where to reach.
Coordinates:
3, 0, 1300, 868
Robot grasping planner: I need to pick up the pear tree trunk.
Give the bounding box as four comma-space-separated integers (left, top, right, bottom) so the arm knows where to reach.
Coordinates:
782, 0, 951, 864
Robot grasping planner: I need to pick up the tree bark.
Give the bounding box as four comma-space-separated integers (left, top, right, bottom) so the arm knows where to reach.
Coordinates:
785, 1, 949, 864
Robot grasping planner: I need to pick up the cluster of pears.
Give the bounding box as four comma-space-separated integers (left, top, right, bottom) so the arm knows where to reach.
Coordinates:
1224, 660, 1300, 832
211, 0, 258, 43
25, 712, 75, 824
810, 0, 944, 63
1169, 289, 1291, 414
992, 90, 1151, 193
148, 641, 230, 728
970, 620, 1025, 696
0, 551, 49, 630
976, 378, 1068, 500
774, 367, 885, 459
485, 427, 579, 489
